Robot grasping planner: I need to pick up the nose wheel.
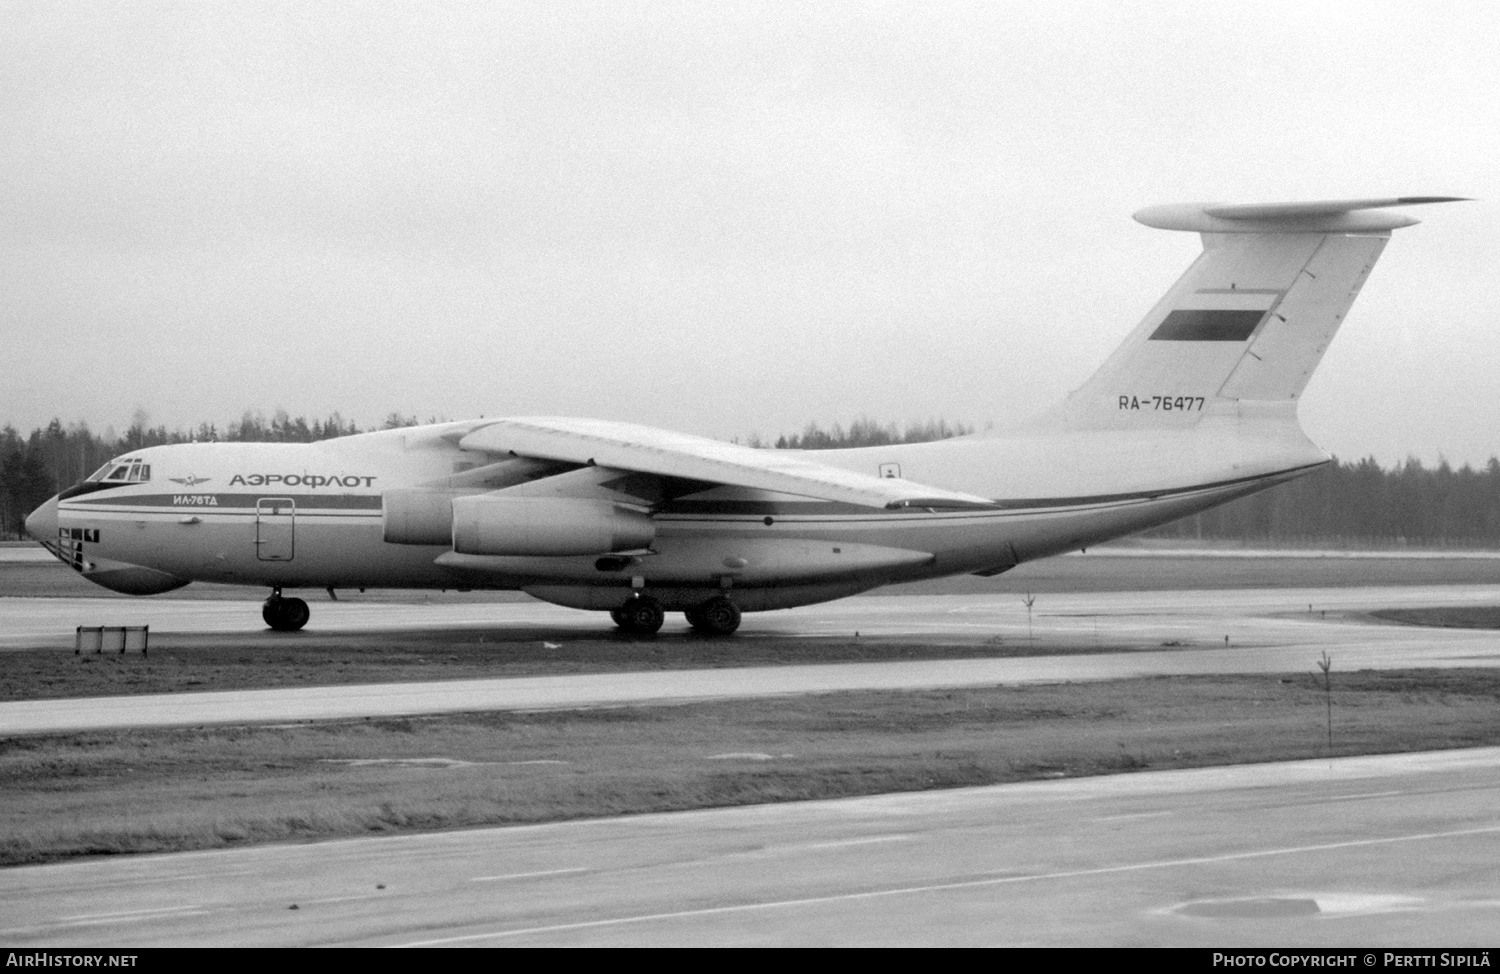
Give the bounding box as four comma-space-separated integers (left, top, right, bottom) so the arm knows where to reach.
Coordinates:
685, 595, 741, 635
612, 595, 665, 635
263, 593, 310, 632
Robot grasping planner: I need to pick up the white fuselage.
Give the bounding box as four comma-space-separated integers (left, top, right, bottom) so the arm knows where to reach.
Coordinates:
39, 408, 1323, 613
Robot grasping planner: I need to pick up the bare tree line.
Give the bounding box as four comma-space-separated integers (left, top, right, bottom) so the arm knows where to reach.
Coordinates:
1139, 456, 1500, 548
3, 413, 1497, 547
0, 411, 395, 538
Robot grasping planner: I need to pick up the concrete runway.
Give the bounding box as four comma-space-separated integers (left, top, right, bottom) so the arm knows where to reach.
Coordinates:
0, 548, 53, 563
3, 584, 1500, 734
2, 747, 1497, 946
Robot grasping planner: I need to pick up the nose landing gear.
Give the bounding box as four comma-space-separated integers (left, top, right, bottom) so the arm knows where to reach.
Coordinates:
263, 589, 310, 632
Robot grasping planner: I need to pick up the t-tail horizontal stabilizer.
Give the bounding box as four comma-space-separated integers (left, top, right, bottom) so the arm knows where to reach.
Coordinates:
1055, 196, 1466, 430
1136, 196, 1468, 233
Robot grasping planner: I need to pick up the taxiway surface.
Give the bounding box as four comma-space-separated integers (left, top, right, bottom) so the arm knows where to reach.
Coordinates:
2, 585, 1499, 734
3, 747, 1497, 946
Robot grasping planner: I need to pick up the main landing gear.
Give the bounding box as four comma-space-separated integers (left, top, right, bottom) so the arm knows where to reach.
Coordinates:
263, 589, 310, 632
611, 594, 665, 635
685, 595, 741, 636
611, 594, 742, 636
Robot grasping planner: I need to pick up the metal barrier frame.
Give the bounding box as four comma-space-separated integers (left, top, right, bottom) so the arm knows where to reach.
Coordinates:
75, 625, 149, 656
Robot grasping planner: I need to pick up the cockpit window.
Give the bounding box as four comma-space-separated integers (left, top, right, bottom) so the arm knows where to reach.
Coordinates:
92, 459, 151, 483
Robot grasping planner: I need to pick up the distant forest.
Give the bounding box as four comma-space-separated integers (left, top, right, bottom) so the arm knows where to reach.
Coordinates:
0, 411, 391, 540
755, 417, 975, 450
3, 413, 1499, 547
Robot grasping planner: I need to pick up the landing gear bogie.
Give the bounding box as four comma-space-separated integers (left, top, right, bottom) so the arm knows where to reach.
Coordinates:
687, 595, 741, 635
613, 595, 665, 635
263, 593, 310, 632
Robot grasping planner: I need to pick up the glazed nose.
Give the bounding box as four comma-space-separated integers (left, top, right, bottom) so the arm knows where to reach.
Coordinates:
25, 495, 59, 544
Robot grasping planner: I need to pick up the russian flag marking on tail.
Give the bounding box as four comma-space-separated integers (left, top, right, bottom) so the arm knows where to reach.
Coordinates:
1149, 309, 1267, 342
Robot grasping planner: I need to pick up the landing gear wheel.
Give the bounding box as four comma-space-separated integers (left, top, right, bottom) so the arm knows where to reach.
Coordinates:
613, 595, 665, 635
263, 596, 310, 632
689, 596, 741, 635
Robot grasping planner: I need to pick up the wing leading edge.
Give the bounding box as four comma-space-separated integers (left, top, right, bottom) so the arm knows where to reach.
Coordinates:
457, 417, 994, 510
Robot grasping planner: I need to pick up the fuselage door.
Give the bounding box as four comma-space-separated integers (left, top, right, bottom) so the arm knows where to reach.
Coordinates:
256, 497, 295, 561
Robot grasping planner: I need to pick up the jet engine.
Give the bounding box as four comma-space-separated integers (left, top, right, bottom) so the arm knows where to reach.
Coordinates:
450, 495, 655, 556
383, 488, 465, 545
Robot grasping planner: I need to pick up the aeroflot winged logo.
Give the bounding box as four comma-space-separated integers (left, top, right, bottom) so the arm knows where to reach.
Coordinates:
229, 473, 377, 488
168, 475, 212, 487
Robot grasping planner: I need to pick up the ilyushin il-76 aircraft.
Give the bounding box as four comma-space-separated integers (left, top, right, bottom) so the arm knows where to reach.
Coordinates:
26, 197, 1462, 634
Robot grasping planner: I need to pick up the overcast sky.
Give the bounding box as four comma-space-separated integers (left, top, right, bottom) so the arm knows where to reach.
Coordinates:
1, 1, 1494, 464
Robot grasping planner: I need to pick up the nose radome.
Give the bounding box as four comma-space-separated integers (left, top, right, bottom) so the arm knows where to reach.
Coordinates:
25, 495, 59, 544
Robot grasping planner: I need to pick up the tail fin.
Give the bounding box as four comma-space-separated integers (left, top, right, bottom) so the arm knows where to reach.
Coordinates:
1052, 197, 1464, 430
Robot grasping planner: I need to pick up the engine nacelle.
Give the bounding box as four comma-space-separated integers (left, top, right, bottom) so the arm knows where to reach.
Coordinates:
384, 457, 568, 546
451, 495, 655, 556
383, 488, 463, 545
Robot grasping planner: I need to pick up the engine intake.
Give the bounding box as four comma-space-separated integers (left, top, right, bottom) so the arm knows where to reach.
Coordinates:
451, 495, 654, 556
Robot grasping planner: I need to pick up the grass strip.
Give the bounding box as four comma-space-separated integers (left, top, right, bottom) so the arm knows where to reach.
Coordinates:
3, 669, 1498, 867
1373, 606, 1500, 629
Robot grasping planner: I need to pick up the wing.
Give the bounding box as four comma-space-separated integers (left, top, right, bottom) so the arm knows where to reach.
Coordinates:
457, 417, 994, 510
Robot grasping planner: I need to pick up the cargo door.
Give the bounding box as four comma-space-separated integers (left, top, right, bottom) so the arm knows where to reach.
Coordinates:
255, 497, 295, 561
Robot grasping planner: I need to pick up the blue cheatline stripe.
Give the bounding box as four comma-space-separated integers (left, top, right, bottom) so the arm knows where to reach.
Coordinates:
68, 493, 383, 510
659, 462, 1324, 518
989, 462, 1322, 508
1149, 309, 1267, 341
